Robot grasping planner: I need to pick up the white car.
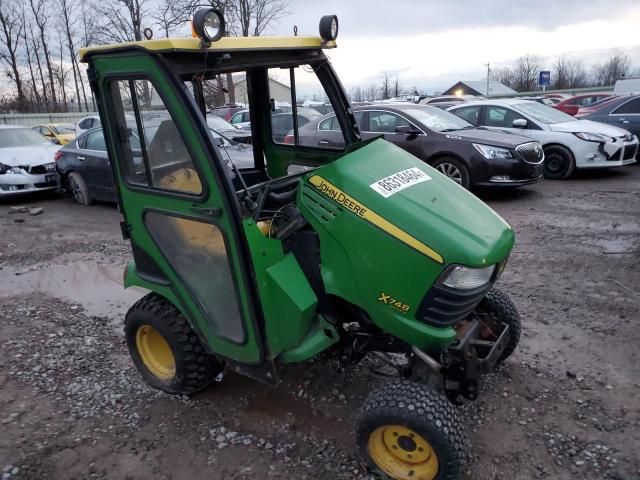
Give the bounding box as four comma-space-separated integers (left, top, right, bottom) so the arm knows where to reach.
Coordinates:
75, 115, 101, 136
449, 99, 639, 179
228, 109, 251, 130
0, 126, 59, 196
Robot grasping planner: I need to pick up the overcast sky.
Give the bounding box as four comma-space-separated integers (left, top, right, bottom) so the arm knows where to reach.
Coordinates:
269, 0, 640, 93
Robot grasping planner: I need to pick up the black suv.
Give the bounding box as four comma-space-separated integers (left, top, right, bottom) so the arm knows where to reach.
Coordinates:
298, 104, 545, 189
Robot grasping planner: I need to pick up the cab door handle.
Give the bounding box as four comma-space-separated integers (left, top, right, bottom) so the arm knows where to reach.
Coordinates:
77, 156, 86, 161
190, 206, 222, 217
619, 118, 629, 124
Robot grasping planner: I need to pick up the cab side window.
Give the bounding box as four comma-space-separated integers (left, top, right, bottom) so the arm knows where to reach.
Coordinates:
454, 106, 480, 125
612, 98, 640, 115
318, 116, 340, 131
484, 106, 527, 128
268, 64, 346, 149
85, 130, 107, 151
367, 111, 410, 133
111, 79, 203, 195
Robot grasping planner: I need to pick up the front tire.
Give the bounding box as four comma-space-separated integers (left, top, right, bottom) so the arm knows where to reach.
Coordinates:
476, 288, 522, 362
67, 172, 93, 205
543, 145, 575, 179
124, 293, 223, 395
357, 381, 464, 480
431, 157, 471, 189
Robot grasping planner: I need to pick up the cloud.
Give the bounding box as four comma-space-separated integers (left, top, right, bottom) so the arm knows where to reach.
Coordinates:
278, 0, 640, 36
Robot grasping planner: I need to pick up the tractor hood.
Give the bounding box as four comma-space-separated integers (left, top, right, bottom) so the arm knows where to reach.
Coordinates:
304, 139, 514, 268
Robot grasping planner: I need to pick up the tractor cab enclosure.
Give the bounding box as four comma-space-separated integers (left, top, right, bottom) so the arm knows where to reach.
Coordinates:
81, 12, 520, 480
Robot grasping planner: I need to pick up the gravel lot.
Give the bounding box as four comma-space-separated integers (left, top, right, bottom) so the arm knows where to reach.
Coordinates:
1, 167, 639, 480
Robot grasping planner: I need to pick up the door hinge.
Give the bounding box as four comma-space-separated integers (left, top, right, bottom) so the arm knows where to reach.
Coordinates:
190, 206, 222, 217
120, 221, 131, 240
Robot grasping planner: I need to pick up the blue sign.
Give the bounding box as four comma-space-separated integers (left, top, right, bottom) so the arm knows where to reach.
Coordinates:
539, 71, 551, 87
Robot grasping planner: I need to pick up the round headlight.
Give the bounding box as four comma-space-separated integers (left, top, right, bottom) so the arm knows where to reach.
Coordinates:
193, 8, 225, 43
319, 15, 338, 41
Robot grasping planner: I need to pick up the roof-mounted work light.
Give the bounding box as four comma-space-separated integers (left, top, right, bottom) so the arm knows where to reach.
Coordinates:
192, 8, 225, 44
319, 15, 338, 41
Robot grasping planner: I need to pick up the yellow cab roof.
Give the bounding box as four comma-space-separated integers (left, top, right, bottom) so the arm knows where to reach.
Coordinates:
79, 36, 336, 61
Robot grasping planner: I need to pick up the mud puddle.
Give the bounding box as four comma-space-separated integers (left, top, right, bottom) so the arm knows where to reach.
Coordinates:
0, 261, 147, 320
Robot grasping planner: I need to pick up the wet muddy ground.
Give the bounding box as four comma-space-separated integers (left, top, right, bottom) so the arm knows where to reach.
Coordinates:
1, 167, 639, 480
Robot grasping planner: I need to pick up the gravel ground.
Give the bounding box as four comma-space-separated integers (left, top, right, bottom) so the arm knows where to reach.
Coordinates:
1, 167, 639, 480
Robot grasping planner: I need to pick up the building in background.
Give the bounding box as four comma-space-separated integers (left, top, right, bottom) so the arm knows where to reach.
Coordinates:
442, 80, 516, 97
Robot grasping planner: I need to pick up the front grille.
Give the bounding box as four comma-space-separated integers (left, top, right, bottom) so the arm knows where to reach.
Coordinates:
623, 144, 637, 160
28, 163, 55, 174
515, 142, 544, 164
416, 282, 492, 327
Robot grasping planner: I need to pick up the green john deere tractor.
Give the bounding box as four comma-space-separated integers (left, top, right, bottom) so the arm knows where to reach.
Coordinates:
80, 10, 521, 480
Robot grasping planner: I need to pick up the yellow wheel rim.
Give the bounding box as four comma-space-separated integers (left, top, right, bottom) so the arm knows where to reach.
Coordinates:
135, 325, 176, 381
367, 425, 439, 480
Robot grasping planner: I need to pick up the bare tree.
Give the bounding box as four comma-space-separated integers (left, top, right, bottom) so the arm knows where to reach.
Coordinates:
53, 33, 71, 110
593, 51, 631, 86
59, 0, 84, 111
30, 0, 58, 110
94, 0, 149, 43
235, 0, 288, 36
0, 0, 25, 109
490, 67, 515, 89
380, 71, 391, 100
393, 73, 400, 97
512, 54, 540, 92
30, 31, 49, 110
152, 0, 194, 38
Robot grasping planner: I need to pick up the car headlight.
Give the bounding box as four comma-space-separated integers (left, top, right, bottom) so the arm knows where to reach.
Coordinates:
473, 143, 514, 160
574, 132, 612, 142
442, 264, 495, 289
0, 163, 21, 174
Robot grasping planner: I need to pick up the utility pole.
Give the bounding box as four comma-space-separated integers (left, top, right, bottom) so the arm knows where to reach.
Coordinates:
486, 63, 490, 96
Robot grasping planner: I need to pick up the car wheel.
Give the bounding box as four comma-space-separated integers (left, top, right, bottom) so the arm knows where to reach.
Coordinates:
543, 145, 575, 180
67, 172, 93, 206
431, 157, 471, 189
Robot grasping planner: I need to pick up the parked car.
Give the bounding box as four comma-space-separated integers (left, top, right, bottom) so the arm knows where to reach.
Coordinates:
229, 109, 251, 129
56, 123, 253, 205
579, 94, 640, 141
519, 96, 555, 106
449, 99, 638, 179
0, 126, 59, 196
75, 115, 101, 136
32, 123, 76, 145
419, 95, 476, 105
297, 104, 545, 189
613, 78, 640, 95
553, 93, 613, 116
206, 114, 252, 143
208, 104, 245, 121
575, 95, 621, 117
273, 109, 322, 143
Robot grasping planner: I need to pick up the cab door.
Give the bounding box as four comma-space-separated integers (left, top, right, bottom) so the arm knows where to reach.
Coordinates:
90, 53, 263, 365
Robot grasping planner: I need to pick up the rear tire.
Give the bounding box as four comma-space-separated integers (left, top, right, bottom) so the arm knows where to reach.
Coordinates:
124, 293, 223, 395
357, 380, 464, 480
431, 157, 471, 189
67, 172, 93, 205
543, 145, 575, 179
476, 288, 522, 362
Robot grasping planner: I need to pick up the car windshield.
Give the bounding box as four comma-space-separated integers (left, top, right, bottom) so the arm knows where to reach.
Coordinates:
207, 114, 236, 131
404, 107, 473, 132
0, 128, 53, 148
515, 102, 576, 124
52, 124, 76, 134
